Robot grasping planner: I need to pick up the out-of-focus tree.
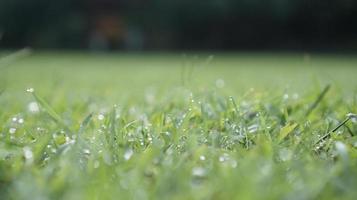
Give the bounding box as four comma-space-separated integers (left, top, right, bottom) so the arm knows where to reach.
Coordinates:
0, 0, 356, 50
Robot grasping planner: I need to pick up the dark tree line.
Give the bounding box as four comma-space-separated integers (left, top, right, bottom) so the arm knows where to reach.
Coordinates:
1, 0, 357, 50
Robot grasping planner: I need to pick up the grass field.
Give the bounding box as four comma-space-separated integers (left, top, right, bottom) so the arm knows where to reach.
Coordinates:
1, 51, 357, 200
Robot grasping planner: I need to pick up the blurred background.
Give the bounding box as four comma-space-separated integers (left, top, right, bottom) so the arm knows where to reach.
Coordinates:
0, 0, 357, 52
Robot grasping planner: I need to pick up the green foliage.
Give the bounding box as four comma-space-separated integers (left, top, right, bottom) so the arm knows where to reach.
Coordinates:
1, 52, 357, 199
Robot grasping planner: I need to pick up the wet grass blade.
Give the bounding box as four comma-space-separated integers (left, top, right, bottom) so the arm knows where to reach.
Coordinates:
315, 116, 351, 145
229, 96, 239, 117
78, 113, 93, 135
305, 84, 330, 117
30, 90, 72, 133
278, 123, 298, 142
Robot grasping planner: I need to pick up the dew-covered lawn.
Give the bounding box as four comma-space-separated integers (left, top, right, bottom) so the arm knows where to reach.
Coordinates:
1, 52, 357, 199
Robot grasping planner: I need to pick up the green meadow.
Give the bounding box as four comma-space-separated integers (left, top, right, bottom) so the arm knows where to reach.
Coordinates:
1, 52, 357, 199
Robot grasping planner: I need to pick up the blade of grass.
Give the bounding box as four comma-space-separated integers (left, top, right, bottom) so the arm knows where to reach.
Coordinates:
278, 123, 298, 142
104, 106, 120, 163
305, 84, 330, 117
315, 113, 356, 145
78, 113, 93, 135
229, 96, 239, 117
29, 89, 72, 133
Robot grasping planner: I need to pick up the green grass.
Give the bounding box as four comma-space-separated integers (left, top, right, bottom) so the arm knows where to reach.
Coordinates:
1, 52, 357, 200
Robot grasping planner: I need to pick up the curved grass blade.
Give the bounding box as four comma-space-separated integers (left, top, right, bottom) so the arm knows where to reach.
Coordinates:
305, 84, 330, 117
78, 113, 93, 135
30, 90, 72, 133
278, 123, 298, 142
229, 96, 239, 117
315, 113, 357, 145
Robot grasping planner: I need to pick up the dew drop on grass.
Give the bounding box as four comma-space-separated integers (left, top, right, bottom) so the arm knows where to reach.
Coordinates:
248, 124, 259, 133
83, 149, 91, 155
335, 141, 348, 159
192, 167, 206, 177
199, 155, 206, 161
28, 101, 40, 113
9, 127, 16, 134
283, 94, 289, 101
65, 136, 75, 145
124, 149, 133, 161
23, 146, 34, 165
219, 153, 230, 162
26, 88, 34, 93
97, 114, 105, 121
347, 113, 357, 123
18, 118, 24, 124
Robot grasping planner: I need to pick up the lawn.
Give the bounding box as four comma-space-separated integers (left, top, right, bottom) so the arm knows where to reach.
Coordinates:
1, 51, 357, 200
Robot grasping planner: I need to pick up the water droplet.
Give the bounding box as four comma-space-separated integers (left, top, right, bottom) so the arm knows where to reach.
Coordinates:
28, 101, 40, 113
219, 153, 230, 162
347, 113, 357, 123
23, 146, 34, 165
83, 149, 91, 155
199, 155, 206, 161
65, 136, 75, 145
98, 114, 105, 121
219, 156, 224, 162
248, 124, 259, 133
192, 167, 206, 177
283, 94, 289, 100
124, 149, 133, 161
51, 148, 57, 153
18, 118, 24, 124
335, 141, 348, 159
26, 88, 34, 93
9, 128, 16, 134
